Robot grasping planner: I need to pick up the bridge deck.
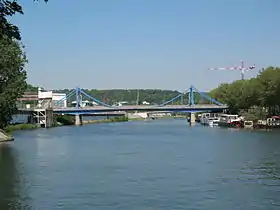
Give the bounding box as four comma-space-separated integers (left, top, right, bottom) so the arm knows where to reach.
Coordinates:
18, 104, 228, 114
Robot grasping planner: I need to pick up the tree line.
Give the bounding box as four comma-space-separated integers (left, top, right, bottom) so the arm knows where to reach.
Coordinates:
26, 85, 213, 106
1, 1, 27, 128
210, 67, 280, 120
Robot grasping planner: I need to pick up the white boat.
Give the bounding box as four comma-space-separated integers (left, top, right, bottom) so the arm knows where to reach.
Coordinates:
244, 121, 254, 129
200, 113, 211, 125
206, 117, 220, 127
217, 114, 242, 128
200, 113, 219, 126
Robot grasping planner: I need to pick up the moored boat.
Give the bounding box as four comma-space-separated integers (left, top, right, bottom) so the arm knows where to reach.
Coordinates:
217, 114, 242, 128
266, 116, 280, 128
244, 120, 254, 129
200, 113, 220, 126
207, 117, 220, 127
200, 113, 211, 125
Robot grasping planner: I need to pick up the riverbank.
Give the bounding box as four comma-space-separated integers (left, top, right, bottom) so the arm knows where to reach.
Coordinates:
3, 116, 130, 134
0, 129, 14, 142
3, 115, 186, 135
4, 124, 38, 133
83, 116, 129, 124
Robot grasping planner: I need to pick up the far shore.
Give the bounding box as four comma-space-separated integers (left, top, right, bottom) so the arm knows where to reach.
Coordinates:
4, 115, 185, 133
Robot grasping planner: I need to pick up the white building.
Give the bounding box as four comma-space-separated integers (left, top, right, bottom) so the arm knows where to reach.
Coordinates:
38, 88, 67, 108
53, 93, 67, 107
71, 100, 98, 107
113, 101, 129, 106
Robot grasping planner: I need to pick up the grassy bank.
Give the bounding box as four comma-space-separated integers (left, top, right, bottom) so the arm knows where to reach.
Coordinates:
4, 124, 38, 133
56, 115, 129, 126
4, 115, 182, 133
83, 116, 129, 124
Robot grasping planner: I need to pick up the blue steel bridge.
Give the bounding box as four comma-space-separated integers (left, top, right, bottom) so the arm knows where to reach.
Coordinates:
17, 85, 227, 126
49, 85, 227, 114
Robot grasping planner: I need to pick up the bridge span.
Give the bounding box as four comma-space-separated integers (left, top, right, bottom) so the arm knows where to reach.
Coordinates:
17, 85, 228, 127
51, 104, 228, 114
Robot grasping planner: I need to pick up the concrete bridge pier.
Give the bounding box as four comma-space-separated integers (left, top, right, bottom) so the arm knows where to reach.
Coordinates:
189, 112, 196, 126
75, 114, 83, 126
45, 108, 54, 128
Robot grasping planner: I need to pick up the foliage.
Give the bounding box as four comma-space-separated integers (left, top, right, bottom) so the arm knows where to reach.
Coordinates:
50, 87, 214, 105
55, 115, 128, 126
0, 37, 27, 128
210, 67, 280, 116
111, 116, 128, 122
0, 0, 48, 40
56, 115, 75, 125
0, 0, 23, 40
4, 123, 37, 132
0, 0, 48, 128
53, 88, 181, 105
25, 84, 40, 92
239, 107, 267, 122
23, 82, 217, 105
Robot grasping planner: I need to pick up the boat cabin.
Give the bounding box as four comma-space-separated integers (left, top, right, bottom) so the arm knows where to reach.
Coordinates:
244, 121, 254, 128
267, 116, 280, 127
219, 114, 239, 123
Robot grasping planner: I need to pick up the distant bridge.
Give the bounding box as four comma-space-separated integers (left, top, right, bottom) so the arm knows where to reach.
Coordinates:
17, 85, 228, 126
51, 104, 227, 114
18, 104, 227, 114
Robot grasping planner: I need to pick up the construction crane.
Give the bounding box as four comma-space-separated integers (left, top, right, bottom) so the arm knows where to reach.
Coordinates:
209, 60, 256, 80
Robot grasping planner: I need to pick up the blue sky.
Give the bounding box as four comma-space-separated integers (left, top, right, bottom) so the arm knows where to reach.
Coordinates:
13, 0, 280, 91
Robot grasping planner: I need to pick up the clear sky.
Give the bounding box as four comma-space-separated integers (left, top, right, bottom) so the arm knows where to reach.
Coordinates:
12, 0, 280, 91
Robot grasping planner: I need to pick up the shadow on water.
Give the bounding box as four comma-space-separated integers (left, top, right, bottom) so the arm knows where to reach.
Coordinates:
0, 143, 32, 210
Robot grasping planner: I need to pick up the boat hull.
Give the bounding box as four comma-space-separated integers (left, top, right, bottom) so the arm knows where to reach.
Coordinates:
201, 117, 219, 126
218, 121, 242, 128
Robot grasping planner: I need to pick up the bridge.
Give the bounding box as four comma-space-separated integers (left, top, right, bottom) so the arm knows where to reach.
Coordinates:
51, 104, 227, 115
18, 85, 228, 127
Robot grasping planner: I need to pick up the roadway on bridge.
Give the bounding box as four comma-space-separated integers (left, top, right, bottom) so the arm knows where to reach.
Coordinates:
52, 104, 228, 114
18, 105, 228, 114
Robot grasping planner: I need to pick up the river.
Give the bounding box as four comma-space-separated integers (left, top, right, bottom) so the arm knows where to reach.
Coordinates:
1, 119, 280, 210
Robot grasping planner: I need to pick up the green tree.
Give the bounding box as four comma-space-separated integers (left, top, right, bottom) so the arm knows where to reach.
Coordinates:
0, 0, 49, 128
0, 0, 23, 40
0, 37, 27, 128
1, 0, 48, 40
257, 67, 280, 109
210, 66, 280, 117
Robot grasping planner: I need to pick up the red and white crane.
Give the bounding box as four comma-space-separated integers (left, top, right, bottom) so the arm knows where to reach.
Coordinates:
208, 60, 256, 80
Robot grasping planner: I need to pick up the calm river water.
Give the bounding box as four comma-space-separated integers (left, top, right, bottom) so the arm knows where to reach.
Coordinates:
1, 119, 280, 210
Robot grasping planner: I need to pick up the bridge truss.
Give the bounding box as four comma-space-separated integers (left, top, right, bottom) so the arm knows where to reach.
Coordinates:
54, 85, 224, 109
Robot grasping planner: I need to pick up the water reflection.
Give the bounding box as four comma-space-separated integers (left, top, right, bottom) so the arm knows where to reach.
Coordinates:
0, 143, 31, 210
35, 132, 69, 159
